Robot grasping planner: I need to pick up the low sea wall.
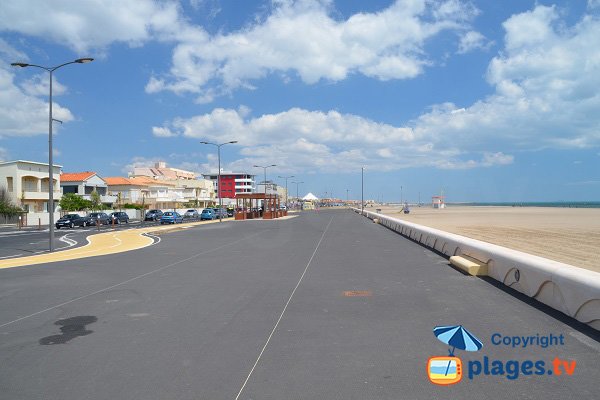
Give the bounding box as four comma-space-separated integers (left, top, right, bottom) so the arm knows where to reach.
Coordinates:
353, 208, 600, 330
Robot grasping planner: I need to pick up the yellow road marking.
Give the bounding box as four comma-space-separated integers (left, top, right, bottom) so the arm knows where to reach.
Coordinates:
0, 219, 230, 269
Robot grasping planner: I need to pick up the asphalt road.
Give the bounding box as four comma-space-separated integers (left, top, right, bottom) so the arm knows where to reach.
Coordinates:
0, 218, 194, 259
0, 210, 598, 400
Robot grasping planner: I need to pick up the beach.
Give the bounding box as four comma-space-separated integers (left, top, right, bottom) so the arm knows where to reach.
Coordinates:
376, 205, 600, 273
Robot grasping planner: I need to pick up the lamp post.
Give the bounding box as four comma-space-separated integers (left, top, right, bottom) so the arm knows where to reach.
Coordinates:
292, 181, 304, 209
11, 58, 93, 252
346, 189, 349, 203
254, 165, 276, 212
200, 140, 237, 221
361, 167, 365, 213
278, 175, 294, 209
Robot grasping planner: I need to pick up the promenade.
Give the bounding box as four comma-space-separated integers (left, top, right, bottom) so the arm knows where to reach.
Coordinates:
0, 210, 598, 399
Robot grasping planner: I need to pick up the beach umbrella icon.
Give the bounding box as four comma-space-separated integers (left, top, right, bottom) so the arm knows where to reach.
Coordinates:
433, 325, 483, 356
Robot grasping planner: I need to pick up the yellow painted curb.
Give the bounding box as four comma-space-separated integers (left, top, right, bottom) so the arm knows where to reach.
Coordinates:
449, 255, 488, 276
0, 219, 230, 270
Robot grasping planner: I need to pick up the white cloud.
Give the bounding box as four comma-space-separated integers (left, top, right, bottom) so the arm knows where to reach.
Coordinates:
147, 0, 479, 100
0, 55, 74, 137
152, 126, 178, 138
153, 106, 510, 173
0, 0, 182, 53
457, 30, 491, 53
412, 5, 600, 150
0, 147, 9, 161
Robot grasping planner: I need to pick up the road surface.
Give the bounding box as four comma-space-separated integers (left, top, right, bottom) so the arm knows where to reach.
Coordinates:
0, 210, 598, 399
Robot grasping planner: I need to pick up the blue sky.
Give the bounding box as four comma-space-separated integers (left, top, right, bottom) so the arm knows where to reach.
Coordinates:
1, 0, 599, 202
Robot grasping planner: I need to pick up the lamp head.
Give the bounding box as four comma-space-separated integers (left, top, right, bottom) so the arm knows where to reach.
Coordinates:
228, 141, 238, 144
75, 58, 94, 63
11, 62, 29, 67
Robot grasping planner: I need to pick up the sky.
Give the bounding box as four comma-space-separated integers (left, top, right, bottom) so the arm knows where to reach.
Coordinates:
0, 0, 599, 202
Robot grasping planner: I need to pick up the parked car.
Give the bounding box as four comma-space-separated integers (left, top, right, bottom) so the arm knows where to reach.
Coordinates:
55, 214, 91, 229
88, 212, 110, 226
183, 209, 199, 219
160, 211, 183, 224
226, 208, 234, 217
108, 211, 129, 224
212, 208, 229, 219
200, 208, 216, 220
145, 209, 164, 221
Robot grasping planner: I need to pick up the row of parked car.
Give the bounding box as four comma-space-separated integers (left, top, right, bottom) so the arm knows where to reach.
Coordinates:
144, 208, 233, 224
55, 212, 129, 229
55, 207, 236, 229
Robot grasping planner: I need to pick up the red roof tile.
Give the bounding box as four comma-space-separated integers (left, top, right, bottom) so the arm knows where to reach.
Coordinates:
60, 171, 96, 182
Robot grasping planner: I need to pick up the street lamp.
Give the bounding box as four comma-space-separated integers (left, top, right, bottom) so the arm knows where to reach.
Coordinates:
278, 175, 294, 209
11, 58, 94, 252
361, 166, 365, 213
200, 140, 237, 221
292, 181, 304, 209
253, 164, 276, 194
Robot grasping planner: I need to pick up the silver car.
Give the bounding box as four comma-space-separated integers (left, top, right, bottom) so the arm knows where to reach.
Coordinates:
184, 209, 199, 219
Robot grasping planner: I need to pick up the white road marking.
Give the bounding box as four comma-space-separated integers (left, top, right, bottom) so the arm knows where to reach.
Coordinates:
234, 215, 334, 400
0, 254, 24, 259
0, 230, 263, 329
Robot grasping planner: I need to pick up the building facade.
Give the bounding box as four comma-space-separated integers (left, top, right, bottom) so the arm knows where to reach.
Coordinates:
203, 173, 255, 199
0, 160, 62, 213
60, 171, 116, 204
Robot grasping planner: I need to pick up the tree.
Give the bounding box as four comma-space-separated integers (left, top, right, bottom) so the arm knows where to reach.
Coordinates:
59, 193, 90, 211
0, 186, 23, 218
90, 190, 102, 211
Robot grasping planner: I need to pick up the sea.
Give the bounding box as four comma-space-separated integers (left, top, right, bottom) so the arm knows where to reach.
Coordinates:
451, 202, 600, 208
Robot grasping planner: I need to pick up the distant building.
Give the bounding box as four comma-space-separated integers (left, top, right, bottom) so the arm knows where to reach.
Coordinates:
203, 172, 255, 199
60, 171, 116, 204
432, 196, 446, 209
0, 160, 62, 213
133, 161, 196, 180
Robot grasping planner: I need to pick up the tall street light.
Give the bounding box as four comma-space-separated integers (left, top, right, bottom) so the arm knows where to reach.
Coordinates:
361, 166, 365, 213
278, 175, 294, 209
11, 58, 93, 252
200, 140, 237, 221
292, 181, 304, 209
253, 164, 276, 195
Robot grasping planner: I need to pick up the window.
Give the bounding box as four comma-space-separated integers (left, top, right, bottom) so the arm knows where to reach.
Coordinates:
6, 177, 13, 192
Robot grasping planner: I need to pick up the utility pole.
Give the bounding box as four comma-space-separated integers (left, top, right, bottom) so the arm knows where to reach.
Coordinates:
361, 167, 364, 213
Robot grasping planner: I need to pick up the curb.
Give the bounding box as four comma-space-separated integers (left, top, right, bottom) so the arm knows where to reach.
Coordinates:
352, 208, 600, 330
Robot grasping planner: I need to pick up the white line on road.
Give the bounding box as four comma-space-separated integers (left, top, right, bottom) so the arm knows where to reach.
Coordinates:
0, 254, 24, 259
234, 215, 334, 400
0, 230, 263, 329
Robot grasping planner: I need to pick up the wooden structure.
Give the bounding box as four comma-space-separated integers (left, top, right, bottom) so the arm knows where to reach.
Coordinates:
234, 193, 287, 220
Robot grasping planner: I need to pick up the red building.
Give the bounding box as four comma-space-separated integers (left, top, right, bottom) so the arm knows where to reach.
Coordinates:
203, 173, 255, 199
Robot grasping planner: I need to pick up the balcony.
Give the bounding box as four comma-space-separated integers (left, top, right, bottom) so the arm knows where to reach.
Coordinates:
22, 191, 62, 200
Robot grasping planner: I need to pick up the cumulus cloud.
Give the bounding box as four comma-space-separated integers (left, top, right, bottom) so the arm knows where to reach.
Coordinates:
0, 0, 182, 53
457, 30, 491, 53
153, 106, 510, 173
147, 0, 480, 100
413, 5, 600, 150
0, 44, 74, 137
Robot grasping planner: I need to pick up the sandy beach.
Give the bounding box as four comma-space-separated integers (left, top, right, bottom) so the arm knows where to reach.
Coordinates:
376, 205, 600, 273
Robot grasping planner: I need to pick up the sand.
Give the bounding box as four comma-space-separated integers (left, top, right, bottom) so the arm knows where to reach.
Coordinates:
375, 205, 600, 273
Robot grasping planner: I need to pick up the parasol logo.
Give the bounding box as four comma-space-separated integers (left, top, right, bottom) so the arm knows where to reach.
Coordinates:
427, 325, 483, 385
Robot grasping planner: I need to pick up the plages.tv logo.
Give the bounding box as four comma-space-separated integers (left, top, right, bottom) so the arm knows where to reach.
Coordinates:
427, 325, 483, 385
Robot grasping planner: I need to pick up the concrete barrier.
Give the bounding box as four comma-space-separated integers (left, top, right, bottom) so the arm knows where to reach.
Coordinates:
352, 208, 600, 330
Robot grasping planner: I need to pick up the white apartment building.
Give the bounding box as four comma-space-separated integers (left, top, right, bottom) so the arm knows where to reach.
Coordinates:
0, 160, 62, 213
60, 171, 116, 204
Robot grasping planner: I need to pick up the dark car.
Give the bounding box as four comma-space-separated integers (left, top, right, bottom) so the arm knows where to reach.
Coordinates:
55, 214, 91, 229
145, 209, 163, 221
160, 211, 183, 224
108, 211, 129, 224
88, 212, 110, 226
226, 208, 234, 217
212, 208, 228, 219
